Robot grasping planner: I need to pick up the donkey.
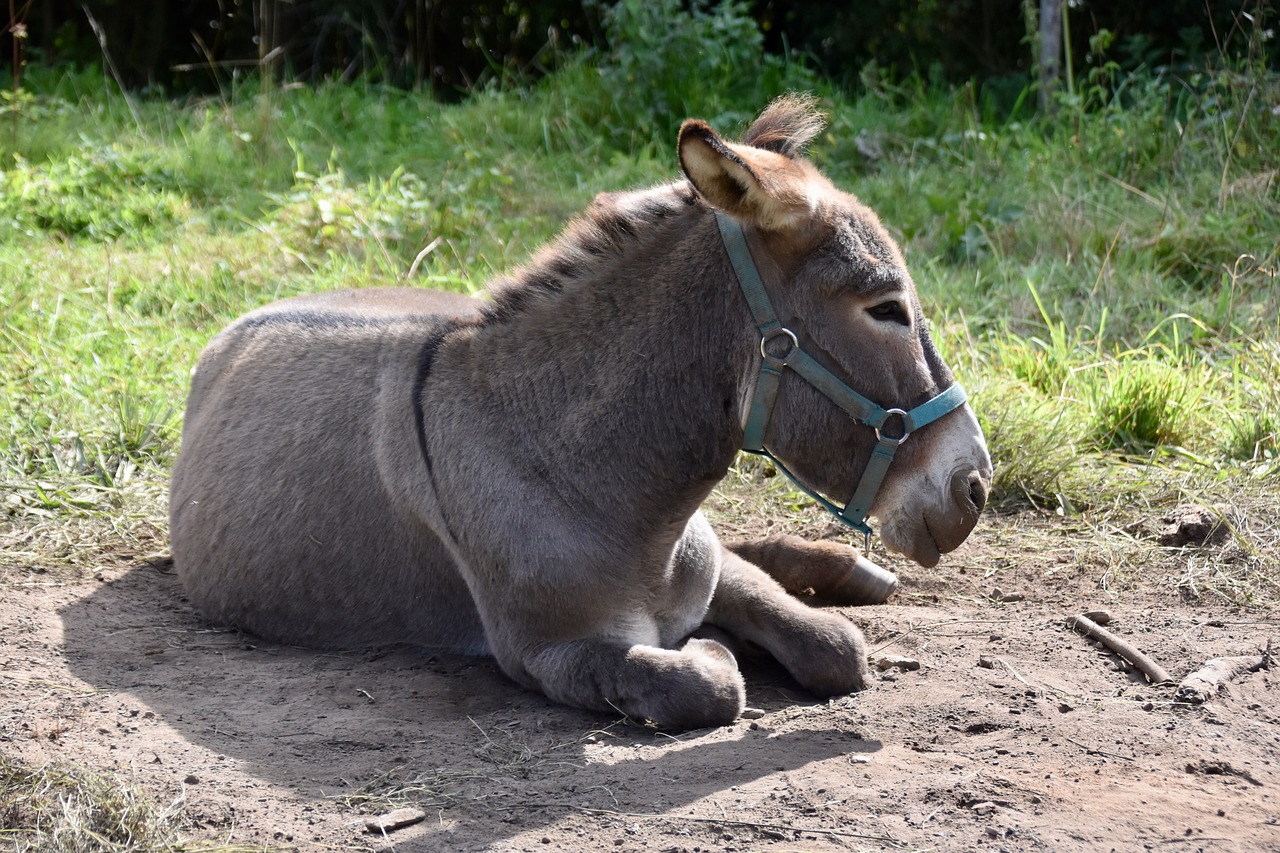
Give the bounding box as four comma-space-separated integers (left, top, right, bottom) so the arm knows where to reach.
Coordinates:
170, 95, 992, 729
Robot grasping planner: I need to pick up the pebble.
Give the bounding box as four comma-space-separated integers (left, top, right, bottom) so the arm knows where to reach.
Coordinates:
876, 654, 922, 672
365, 807, 426, 835
978, 655, 996, 669
1083, 609, 1113, 625
741, 707, 765, 719
970, 801, 998, 815
989, 587, 1025, 603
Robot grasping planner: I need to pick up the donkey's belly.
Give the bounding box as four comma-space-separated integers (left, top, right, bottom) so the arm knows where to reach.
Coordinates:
170, 291, 488, 651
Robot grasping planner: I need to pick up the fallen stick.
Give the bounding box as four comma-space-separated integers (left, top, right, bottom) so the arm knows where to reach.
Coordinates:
1065, 614, 1172, 685
1175, 655, 1266, 704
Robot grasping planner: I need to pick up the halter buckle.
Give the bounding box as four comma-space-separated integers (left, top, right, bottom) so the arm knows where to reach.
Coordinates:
759, 327, 799, 366
874, 408, 912, 446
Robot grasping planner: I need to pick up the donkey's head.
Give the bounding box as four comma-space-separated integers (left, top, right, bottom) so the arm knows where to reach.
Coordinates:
678, 95, 992, 567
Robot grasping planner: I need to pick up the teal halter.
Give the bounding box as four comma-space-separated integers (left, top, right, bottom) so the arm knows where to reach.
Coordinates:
715, 212, 968, 550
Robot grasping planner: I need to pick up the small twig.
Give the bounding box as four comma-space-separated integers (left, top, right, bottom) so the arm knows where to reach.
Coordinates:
81, 5, 142, 130
406, 237, 444, 278
996, 657, 1033, 689
1065, 613, 1172, 685
1065, 737, 1135, 762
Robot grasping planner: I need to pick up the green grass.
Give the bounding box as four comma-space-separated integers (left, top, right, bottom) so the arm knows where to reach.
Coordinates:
1, 51, 1277, 569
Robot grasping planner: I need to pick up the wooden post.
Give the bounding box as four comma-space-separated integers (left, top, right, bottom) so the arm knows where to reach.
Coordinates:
258, 0, 278, 89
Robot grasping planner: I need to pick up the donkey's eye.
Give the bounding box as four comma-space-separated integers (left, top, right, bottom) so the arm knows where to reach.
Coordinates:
868, 301, 909, 326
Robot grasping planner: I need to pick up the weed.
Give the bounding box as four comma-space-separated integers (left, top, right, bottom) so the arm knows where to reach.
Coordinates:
1087, 357, 1202, 452
576, 0, 815, 146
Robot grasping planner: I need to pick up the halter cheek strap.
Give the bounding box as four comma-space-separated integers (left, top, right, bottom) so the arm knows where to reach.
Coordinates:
715, 212, 968, 549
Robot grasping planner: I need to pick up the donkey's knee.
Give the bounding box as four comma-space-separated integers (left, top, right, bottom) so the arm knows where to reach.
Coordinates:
521, 637, 745, 730
725, 534, 898, 605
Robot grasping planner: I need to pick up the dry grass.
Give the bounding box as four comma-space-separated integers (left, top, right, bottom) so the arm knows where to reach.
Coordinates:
0, 753, 274, 852
706, 455, 1280, 611
332, 719, 618, 816
0, 471, 168, 582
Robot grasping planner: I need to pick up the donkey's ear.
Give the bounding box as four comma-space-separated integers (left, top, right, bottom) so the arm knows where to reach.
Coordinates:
678, 119, 814, 232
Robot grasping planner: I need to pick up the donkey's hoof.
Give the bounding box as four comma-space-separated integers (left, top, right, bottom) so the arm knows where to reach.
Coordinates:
642, 638, 746, 729
780, 614, 872, 697
829, 555, 899, 605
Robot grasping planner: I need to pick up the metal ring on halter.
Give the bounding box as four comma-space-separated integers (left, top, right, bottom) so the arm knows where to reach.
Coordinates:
759, 327, 799, 365
875, 408, 912, 446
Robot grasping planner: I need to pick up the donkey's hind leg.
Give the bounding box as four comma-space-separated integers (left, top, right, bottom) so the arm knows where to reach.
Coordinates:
520, 636, 746, 730
705, 549, 871, 697
725, 534, 895, 605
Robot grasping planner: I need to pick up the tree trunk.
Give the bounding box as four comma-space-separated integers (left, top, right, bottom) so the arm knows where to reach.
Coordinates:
1039, 0, 1061, 113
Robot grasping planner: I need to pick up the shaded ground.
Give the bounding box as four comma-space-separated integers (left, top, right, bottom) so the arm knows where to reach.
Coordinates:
2, 490, 1279, 851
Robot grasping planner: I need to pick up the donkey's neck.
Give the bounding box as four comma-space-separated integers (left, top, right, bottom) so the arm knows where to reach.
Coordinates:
468, 185, 753, 532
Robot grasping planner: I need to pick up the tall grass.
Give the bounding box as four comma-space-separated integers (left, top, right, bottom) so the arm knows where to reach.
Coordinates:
1, 17, 1277, 525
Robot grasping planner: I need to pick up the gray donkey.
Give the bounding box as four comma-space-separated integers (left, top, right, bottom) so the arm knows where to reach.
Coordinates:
170, 95, 992, 729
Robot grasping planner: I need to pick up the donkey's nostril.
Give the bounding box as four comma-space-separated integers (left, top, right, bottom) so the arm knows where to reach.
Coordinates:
966, 469, 990, 513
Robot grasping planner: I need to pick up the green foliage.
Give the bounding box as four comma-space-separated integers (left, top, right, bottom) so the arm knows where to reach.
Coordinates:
1, 42, 1278, 534
271, 164, 438, 260
1219, 336, 1280, 468
577, 0, 815, 144
966, 374, 1090, 510
1087, 357, 1201, 452
0, 148, 185, 240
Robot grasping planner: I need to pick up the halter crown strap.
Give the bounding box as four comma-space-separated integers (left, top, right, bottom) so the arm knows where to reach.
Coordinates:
715, 212, 968, 546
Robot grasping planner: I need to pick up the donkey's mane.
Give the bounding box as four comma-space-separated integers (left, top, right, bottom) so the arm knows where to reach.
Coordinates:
482, 182, 697, 324
481, 95, 826, 324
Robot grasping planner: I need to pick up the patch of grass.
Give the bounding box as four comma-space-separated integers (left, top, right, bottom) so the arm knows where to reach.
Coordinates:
0, 753, 180, 851
0, 149, 186, 240
1, 32, 1277, 604
1087, 356, 1203, 453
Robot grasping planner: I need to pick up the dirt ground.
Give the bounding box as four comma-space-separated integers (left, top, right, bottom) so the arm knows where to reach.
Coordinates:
3, 498, 1279, 852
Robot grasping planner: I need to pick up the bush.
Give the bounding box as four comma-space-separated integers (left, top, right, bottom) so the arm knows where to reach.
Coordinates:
575, 0, 816, 146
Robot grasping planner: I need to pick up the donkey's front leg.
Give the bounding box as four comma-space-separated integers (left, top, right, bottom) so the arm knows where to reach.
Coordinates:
706, 548, 872, 697
725, 534, 896, 605
520, 636, 746, 730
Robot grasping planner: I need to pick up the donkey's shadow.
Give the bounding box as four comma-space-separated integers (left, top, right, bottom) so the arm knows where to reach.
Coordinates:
60, 562, 879, 846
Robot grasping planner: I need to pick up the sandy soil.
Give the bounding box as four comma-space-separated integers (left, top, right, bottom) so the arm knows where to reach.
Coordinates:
3, 507, 1279, 852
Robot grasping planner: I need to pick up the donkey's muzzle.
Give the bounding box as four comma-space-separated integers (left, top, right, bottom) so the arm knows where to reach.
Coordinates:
931, 467, 992, 554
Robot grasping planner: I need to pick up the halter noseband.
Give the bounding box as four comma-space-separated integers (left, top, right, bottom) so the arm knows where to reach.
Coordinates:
715, 212, 968, 551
